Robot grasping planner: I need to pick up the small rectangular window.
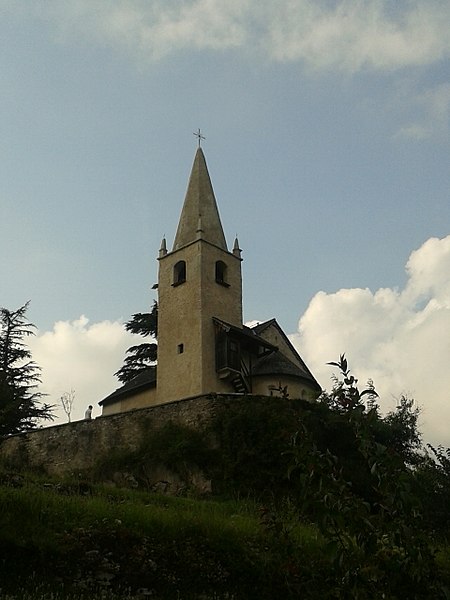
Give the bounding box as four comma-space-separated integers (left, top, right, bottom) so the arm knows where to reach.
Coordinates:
177, 343, 184, 354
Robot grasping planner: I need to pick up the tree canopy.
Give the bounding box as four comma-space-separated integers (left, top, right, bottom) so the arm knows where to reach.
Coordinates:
115, 300, 158, 384
0, 302, 54, 435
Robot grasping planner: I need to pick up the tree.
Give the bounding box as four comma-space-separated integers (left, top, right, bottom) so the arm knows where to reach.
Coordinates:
382, 394, 422, 466
323, 353, 378, 411
115, 300, 158, 384
287, 356, 437, 598
0, 302, 54, 435
414, 444, 450, 538
320, 354, 422, 466
60, 389, 75, 423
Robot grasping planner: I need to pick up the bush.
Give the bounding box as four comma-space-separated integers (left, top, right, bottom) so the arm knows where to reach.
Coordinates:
211, 397, 317, 496
287, 356, 440, 598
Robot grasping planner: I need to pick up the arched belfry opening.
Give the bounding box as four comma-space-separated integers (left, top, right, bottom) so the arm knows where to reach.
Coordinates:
215, 260, 228, 286
173, 260, 186, 286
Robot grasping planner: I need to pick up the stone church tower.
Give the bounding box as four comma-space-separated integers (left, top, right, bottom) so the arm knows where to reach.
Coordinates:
100, 146, 321, 416
156, 147, 243, 402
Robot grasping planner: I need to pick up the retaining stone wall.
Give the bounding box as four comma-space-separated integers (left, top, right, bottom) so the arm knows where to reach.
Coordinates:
0, 394, 244, 480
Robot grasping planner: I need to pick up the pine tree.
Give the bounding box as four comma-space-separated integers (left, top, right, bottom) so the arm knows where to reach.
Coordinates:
0, 302, 54, 435
115, 300, 158, 384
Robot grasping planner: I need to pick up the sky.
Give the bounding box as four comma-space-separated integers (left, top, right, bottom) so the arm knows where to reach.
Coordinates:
1, 1, 449, 445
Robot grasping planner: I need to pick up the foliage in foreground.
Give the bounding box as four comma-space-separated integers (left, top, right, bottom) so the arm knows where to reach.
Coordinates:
287, 355, 440, 598
415, 443, 450, 536
0, 463, 448, 600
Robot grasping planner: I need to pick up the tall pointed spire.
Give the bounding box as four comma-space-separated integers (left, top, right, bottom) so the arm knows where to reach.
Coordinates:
173, 148, 227, 251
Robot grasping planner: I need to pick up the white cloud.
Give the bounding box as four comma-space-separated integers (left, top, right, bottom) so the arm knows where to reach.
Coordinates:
291, 235, 450, 447
264, 0, 450, 71
36, 0, 250, 61
28, 316, 136, 424
11, 0, 450, 73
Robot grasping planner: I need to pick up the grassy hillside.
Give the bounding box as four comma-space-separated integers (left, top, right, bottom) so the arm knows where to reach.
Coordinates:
0, 470, 327, 599
1, 469, 450, 600
3, 374, 450, 598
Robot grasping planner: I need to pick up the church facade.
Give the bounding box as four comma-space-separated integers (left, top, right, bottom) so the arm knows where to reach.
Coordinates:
100, 147, 321, 416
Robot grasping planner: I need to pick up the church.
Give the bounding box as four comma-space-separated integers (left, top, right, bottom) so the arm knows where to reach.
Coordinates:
100, 145, 321, 416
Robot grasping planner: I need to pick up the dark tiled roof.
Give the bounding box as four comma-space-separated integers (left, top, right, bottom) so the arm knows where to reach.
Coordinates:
99, 367, 156, 407
252, 351, 316, 383
251, 319, 321, 391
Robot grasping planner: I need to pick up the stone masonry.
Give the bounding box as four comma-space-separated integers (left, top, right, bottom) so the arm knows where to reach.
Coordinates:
0, 394, 242, 481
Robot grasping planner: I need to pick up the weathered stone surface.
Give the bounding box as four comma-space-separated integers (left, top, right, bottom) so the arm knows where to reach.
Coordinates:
0, 394, 245, 488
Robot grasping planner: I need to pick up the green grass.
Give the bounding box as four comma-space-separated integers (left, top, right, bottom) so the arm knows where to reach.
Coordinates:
1, 470, 449, 599
0, 472, 317, 542
0, 471, 325, 599
0, 482, 260, 540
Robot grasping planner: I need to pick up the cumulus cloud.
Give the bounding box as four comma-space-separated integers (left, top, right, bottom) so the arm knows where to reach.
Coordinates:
10, 0, 450, 73
28, 316, 136, 424
291, 235, 450, 447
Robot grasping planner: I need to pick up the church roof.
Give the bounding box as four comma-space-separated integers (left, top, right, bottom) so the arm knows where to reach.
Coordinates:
252, 351, 318, 385
99, 367, 156, 407
173, 147, 227, 251
251, 319, 322, 391
213, 317, 277, 355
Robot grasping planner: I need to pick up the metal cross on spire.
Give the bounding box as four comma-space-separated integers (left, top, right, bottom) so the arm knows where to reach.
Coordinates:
193, 128, 206, 147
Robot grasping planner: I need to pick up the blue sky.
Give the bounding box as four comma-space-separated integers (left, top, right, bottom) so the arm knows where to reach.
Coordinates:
1, 1, 450, 442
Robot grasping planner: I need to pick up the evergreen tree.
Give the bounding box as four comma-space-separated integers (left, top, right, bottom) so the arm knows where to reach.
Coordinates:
0, 302, 54, 435
115, 300, 158, 384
